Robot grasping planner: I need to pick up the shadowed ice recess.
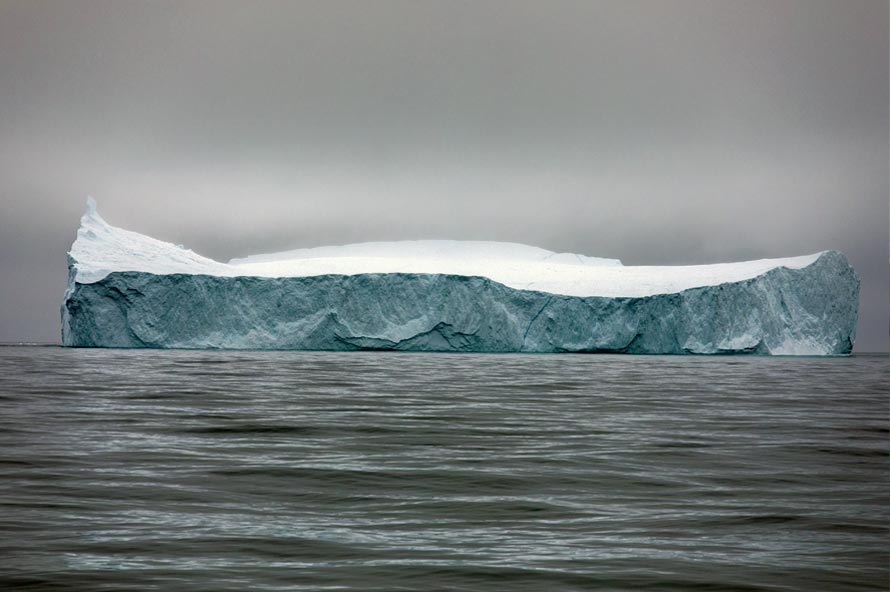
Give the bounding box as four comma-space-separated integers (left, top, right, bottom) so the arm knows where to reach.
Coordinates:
62, 198, 858, 354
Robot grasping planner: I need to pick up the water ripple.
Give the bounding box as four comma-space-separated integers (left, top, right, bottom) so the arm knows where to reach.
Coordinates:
0, 347, 886, 591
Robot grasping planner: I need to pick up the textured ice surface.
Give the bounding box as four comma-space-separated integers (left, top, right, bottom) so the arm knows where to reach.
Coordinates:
62, 200, 859, 354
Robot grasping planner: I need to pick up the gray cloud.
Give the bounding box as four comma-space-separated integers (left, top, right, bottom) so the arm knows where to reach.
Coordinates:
1, 0, 887, 350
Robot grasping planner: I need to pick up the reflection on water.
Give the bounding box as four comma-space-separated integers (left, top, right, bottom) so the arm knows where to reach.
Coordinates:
0, 347, 886, 591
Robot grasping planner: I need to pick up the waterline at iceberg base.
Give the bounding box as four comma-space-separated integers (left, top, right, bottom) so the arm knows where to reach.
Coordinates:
61, 200, 859, 354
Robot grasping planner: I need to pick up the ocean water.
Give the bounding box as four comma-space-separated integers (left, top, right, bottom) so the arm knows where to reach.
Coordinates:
0, 346, 886, 591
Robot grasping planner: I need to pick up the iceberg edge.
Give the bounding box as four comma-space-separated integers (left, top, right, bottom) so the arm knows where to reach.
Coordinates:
62, 255, 859, 355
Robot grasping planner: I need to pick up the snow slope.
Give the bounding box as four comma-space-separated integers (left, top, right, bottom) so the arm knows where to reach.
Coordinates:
70, 199, 823, 298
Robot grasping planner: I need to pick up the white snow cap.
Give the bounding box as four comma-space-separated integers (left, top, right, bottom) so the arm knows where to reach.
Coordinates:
70, 196, 231, 283
69, 198, 824, 298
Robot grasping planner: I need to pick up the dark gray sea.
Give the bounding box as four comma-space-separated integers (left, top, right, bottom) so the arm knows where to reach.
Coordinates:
0, 346, 886, 591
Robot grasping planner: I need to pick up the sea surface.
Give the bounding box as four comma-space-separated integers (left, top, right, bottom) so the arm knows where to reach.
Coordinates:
0, 346, 886, 591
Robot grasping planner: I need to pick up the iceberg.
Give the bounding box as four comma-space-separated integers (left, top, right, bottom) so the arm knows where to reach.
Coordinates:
61, 199, 859, 354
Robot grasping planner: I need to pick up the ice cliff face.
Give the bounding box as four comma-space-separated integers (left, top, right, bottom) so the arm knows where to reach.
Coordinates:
62, 200, 859, 354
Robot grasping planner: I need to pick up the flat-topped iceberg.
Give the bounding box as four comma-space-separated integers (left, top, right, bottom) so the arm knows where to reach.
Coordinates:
62, 199, 859, 354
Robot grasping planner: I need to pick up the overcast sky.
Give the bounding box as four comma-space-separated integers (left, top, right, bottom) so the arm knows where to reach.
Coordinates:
1, 0, 887, 351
